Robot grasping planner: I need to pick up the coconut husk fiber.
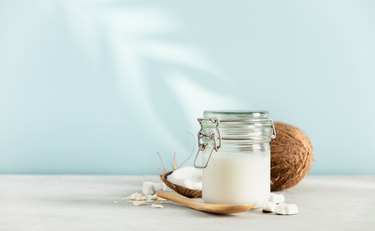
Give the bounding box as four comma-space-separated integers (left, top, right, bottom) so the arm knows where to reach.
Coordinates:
270, 121, 313, 191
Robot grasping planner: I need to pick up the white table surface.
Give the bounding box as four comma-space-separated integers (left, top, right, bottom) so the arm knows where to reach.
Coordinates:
1, 175, 374, 231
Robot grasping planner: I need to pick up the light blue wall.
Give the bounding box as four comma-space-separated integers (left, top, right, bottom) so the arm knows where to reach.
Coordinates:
1, 0, 374, 174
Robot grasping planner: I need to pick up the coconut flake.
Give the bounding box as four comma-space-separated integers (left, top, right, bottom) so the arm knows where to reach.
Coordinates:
151, 204, 164, 208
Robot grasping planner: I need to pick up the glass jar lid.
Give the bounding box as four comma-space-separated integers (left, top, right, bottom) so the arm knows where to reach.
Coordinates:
201, 110, 275, 142
204, 110, 270, 120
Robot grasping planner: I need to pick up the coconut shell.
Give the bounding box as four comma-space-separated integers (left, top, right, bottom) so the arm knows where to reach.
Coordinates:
160, 171, 202, 198
270, 121, 313, 191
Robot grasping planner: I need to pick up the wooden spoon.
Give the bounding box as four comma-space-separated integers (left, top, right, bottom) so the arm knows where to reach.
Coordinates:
156, 191, 253, 214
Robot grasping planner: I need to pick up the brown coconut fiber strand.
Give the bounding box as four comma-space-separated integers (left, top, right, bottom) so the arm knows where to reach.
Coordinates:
270, 121, 313, 191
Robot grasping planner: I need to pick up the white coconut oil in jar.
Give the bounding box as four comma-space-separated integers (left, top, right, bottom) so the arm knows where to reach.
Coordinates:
194, 111, 276, 207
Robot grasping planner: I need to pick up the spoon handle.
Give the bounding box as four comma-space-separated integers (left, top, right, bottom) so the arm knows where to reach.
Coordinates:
156, 191, 202, 209
156, 191, 253, 214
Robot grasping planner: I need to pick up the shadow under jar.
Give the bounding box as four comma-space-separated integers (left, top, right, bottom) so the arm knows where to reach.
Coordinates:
194, 111, 276, 207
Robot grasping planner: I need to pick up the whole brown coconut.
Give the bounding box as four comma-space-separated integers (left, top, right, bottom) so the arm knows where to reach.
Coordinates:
271, 121, 313, 191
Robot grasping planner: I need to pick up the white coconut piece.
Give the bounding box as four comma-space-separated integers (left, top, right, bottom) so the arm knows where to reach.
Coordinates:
262, 201, 277, 213
171, 167, 202, 180
274, 203, 299, 215
269, 193, 286, 204
168, 167, 202, 190
142, 182, 156, 195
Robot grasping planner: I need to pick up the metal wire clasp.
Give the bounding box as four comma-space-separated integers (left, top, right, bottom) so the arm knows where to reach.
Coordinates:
270, 119, 277, 139
193, 118, 221, 169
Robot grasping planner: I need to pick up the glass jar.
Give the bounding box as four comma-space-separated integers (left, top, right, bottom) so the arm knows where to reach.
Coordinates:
194, 111, 276, 207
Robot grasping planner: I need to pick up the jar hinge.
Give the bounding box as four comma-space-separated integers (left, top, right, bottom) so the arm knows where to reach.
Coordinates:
193, 118, 221, 169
